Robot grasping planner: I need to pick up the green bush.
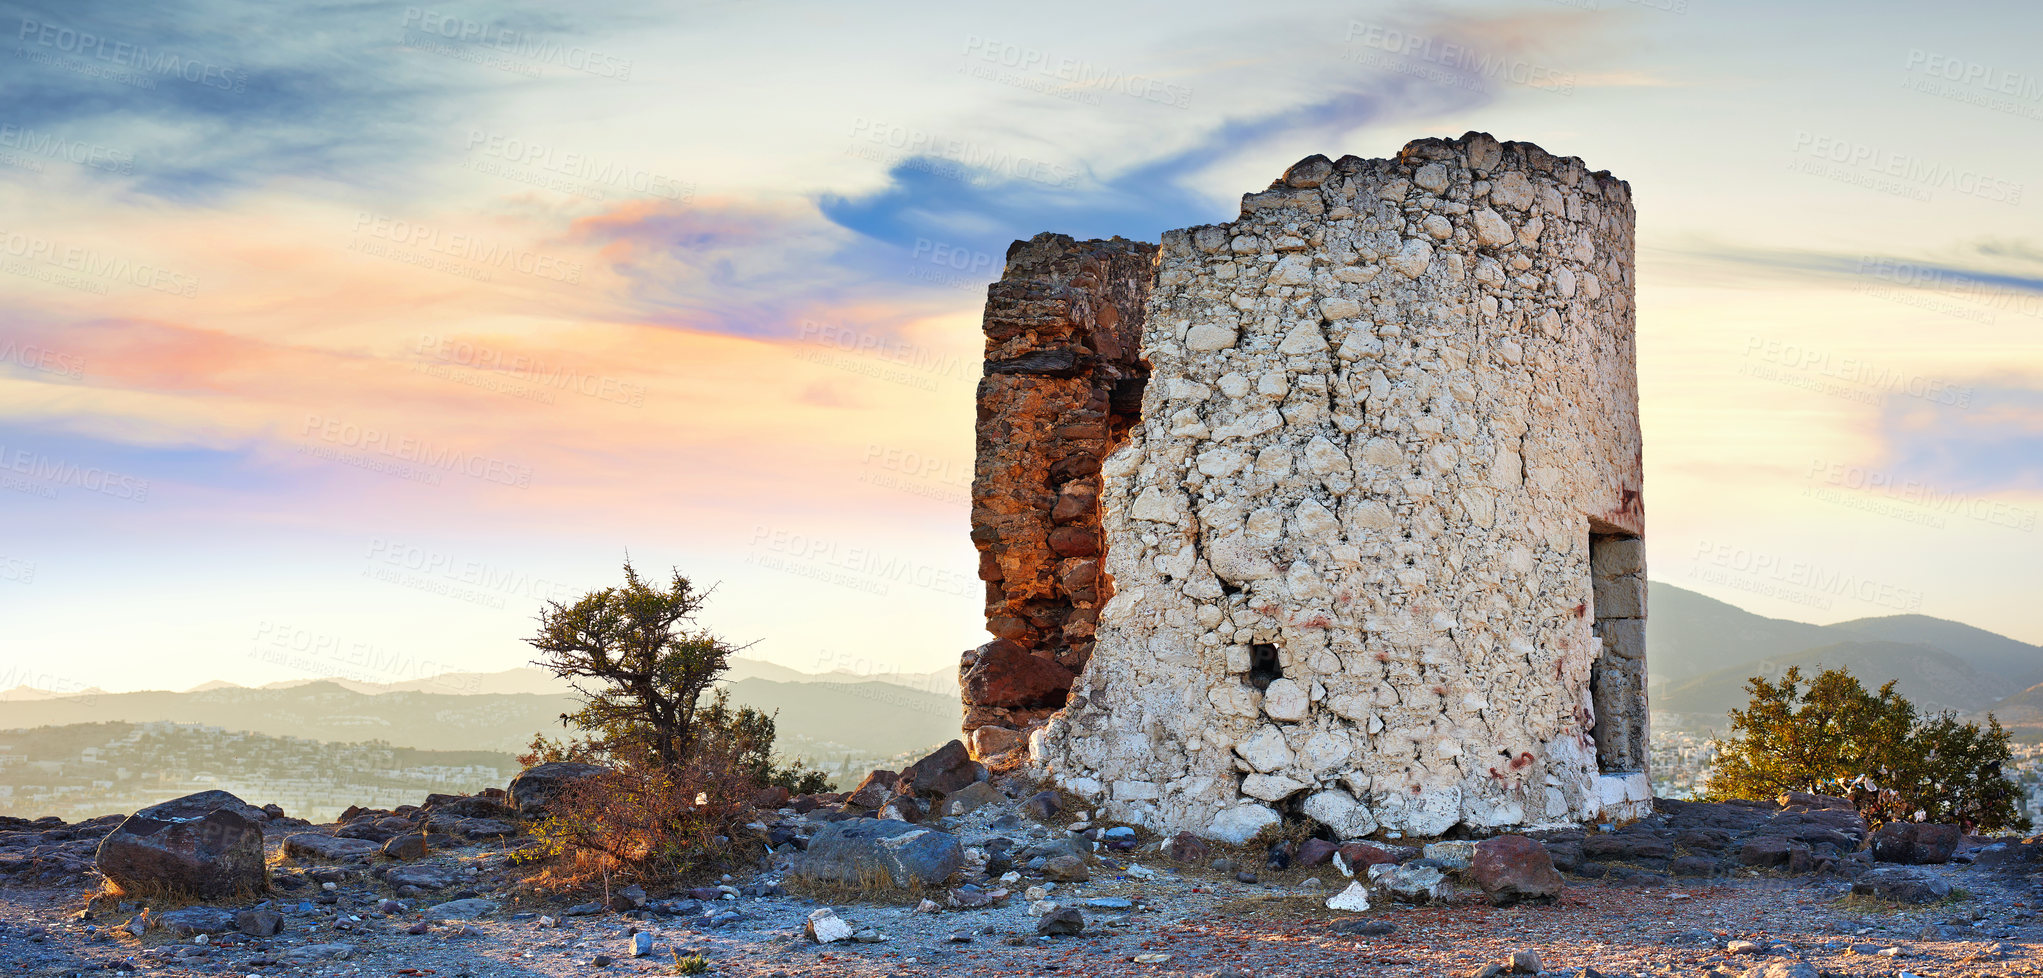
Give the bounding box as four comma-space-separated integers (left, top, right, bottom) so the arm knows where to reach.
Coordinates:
1704, 665, 2029, 833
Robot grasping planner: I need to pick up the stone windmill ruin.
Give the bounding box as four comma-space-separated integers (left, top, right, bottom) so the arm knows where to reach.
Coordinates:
960, 132, 1649, 842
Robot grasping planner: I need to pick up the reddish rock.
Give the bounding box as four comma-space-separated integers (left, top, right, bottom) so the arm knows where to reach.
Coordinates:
845, 771, 899, 809
752, 786, 791, 810
964, 640, 1077, 709
1871, 822, 1961, 865
969, 725, 1026, 758
1295, 838, 1339, 867
1046, 526, 1100, 558
1166, 831, 1210, 864
1471, 835, 1564, 905
1338, 842, 1398, 868
897, 740, 986, 797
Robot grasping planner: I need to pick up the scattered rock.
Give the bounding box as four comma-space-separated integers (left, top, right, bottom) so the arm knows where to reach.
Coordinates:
1471, 835, 1563, 905
234, 908, 283, 937
1042, 854, 1089, 882
1507, 949, 1544, 974
1852, 867, 1953, 904
282, 833, 381, 861
381, 834, 427, 860
279, 943, 354, 963
1373, 863, 1450, 904
897, 740, 986, 798
97, 808, 267, 899
153, 907, 235, 937
797, 819, 966, 888
943, 781, 1005, 817
1325, 881, 1371, 912
1872, 822, 1961, 865
135, 790, 271, 824
1422, 840, 1478, 870
1167, 831, 1210, 863
1036, 907, 1084, 936
628, 931, 654, 958
845, 771, 900, 809
422, 898, 498, 920
1742, 959, 1819, 978
1295, 838, 1339, 867
1022, 790, 1063, 822
386, 864, 455, 890
507, 761, 606, 814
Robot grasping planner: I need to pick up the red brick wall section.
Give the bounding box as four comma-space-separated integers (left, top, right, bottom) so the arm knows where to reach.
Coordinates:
961, 233, 1157, 756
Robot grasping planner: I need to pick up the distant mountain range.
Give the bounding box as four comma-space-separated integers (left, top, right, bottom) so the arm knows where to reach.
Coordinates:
6, 584, 2041, 750
1646, 583, 2043, 725
0, 673, 963, 762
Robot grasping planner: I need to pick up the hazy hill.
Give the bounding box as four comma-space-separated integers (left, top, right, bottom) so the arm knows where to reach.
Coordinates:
1646, 584, 2043, 708
0, 676, 961, 762
1655, 640, 2005, 717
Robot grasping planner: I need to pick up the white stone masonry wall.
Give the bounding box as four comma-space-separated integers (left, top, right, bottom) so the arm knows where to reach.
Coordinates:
1033, 132, 1643, 842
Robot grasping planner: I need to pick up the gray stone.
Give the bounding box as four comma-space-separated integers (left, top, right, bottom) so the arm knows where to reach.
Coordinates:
1852, 867, 1952, 904
154, 907, 236, 937
97, 809, 267, 899
508, 761, 606, 814
235, 908, 283, 937
942, 781, 1006, 817
1042, 854, 1089, 882
423, 898, 498, 920
135, 790, 270, 824
796, 819, 965, 888
282, 833, 381, 861
1036, 907, 1084, 936
386, 864, 455, 890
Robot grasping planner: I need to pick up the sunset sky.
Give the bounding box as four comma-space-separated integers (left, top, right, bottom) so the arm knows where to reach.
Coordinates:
1, 0, 2038, 694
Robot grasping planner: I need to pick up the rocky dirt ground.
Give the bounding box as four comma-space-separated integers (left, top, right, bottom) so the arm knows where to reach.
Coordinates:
7, 765, 2043, 978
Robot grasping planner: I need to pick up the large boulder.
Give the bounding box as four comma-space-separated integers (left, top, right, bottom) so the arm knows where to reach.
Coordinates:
136, 790, 270, 824
897, 741, 986, 798
1470, 835, 1563, 905
97, 809, 266, 899
796, 819, 964, 888
508, 762, 606, 814
1871, 822, 1961, 865
1852, 867, 1952, 904
962, 640, 1075, 709
282, 833, 382, 861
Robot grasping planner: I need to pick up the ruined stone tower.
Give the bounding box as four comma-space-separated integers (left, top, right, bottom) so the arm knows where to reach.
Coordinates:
962, 132, 1647, 840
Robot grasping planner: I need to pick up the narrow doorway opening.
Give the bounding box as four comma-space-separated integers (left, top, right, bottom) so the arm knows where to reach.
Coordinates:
1587, 531, 1648, 774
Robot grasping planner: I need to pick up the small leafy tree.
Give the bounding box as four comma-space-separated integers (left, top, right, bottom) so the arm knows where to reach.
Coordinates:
519, 561, 829, 886
1705, 665, 2029, 833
